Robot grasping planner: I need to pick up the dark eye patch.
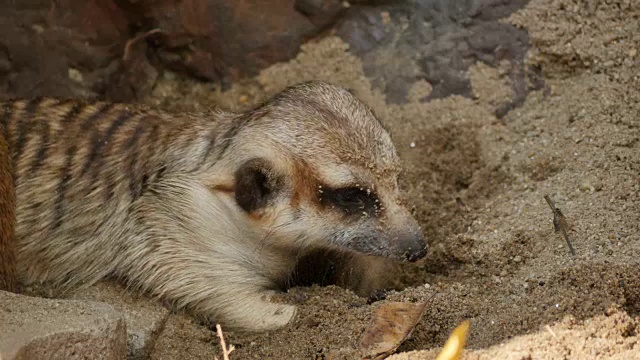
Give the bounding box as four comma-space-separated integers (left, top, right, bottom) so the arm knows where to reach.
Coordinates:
319, 185, 380, 217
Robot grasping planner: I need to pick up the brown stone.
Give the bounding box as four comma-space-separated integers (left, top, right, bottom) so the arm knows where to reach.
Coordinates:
0, 291, 127, 360
0, 1, 343, 101
68, 282, 170, 360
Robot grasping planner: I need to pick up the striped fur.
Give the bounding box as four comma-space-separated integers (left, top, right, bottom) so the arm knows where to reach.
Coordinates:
0, 81, 426, 332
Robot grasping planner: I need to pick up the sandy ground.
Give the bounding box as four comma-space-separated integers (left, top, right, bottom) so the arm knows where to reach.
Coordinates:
135, 1, 640, 358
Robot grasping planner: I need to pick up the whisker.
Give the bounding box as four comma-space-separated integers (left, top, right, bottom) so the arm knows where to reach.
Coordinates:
252, 207, 295, 254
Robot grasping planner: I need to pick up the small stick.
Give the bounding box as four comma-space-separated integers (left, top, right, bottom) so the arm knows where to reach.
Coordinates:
123, 28, 162, 62
545, 324, 557, 339
544, 195, 576, 256
215, 324, 235, 360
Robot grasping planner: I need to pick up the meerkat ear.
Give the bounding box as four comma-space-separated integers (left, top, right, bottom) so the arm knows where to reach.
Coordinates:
234, 158, 281, 213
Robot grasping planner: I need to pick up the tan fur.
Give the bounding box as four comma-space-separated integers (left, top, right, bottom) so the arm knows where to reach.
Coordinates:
0, 124, 18, 293
1, 81, 426, 332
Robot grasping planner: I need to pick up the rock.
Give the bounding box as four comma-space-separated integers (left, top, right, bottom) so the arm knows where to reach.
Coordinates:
295, 0, 345, 28
334, 0, 541, 112
68, 282, 170, 360
105, 36, 159, 102
0, 0, 129, 100
0, 290, 127, 360
0, 0, 346, 101
0, 0, 542, 110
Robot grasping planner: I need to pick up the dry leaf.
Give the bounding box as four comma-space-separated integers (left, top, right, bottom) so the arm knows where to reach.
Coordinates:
435, 320, 470, 360
360, 301, 429, 359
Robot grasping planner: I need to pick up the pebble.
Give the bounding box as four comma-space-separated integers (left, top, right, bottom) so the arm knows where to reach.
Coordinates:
579, 181, 595, 192
68, 68, 84, 83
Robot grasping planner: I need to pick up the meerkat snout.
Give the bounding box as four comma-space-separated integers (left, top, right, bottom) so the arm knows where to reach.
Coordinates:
393, 219, 428, 262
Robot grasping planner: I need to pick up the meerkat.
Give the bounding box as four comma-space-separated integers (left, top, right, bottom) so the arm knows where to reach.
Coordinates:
0, 126, 18, 293
1, 81, 426, 332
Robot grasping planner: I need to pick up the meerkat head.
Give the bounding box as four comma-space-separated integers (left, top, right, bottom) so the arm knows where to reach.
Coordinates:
212, 81, 427, 262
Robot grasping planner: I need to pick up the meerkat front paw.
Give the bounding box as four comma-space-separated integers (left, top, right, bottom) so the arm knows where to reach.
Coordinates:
253, 302, 297, 331
229, 299, 297, 332
211, 290, 298, 332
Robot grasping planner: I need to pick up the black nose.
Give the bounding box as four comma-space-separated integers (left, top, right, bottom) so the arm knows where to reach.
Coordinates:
399, 230, 427, 262
406, 242, 428, 262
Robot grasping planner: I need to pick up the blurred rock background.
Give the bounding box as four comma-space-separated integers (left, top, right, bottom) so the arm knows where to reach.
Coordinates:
0, 0, 540, 116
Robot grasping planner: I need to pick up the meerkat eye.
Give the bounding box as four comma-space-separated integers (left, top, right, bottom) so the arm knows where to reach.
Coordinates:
333, 188, 367, 207
320, 186, 380, 217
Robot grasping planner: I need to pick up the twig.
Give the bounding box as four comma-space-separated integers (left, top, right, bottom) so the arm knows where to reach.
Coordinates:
215, 324, 235, 360
123, 28, 162, 62
545, 324, 558, 339
544, 195, 576, 256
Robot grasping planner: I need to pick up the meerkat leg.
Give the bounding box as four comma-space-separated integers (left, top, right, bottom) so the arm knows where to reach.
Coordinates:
333, 254, 403, 297
192, 282, 297, 332
291, 248, 404, 297
124, 183, 297, 332
122, 249, 297, 332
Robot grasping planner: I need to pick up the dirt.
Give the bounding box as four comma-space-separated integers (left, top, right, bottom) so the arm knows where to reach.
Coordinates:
134, 1, 640, 358
389, 306, 640, 359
